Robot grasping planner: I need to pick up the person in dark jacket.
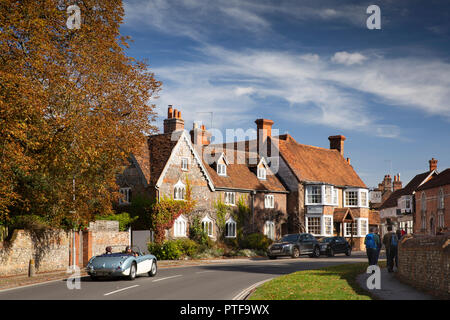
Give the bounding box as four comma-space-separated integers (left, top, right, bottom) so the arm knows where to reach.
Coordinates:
373, 227, 381, 265
364, 227, 379, 266
383, 226, 398, 272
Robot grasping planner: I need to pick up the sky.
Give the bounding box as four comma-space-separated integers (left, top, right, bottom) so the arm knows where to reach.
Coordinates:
120, 0, 450, 188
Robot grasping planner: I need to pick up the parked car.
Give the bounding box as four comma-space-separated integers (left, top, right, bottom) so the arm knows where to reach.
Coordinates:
267, 233, 320, 259
86, 245, 157, 280
318, 237, 352, 257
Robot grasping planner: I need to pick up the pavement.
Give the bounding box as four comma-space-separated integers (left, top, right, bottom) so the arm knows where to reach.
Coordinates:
0, 253, 369, 300
356, 267, 435, 300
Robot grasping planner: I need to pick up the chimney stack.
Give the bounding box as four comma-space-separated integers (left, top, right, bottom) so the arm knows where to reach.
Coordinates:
393, 173, 402, 191
429, 158, 438, 172
163, 105, 185, 134
328, 135, 346, 156
346, 158, 351, 165
255, 119, 274, 157
190, 123, 211, 146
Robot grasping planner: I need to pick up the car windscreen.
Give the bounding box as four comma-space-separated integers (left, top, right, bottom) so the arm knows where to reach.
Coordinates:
319, 237, 334, 243
281, 235, 299, 242
99, 253, 132, 257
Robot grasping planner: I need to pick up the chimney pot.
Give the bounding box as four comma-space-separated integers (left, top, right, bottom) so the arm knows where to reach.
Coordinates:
328, 135, 346, 156
163, 107, 184, 134
429, 158, 438, 172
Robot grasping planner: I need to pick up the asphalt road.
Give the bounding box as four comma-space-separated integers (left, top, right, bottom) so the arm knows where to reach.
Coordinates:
0, 254, 368, 300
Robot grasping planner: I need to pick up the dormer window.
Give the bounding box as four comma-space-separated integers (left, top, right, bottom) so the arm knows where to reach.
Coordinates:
217, 163, 227, 176
257, 167, 267, 180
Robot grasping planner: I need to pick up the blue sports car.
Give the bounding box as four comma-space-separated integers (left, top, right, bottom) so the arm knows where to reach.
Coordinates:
86, 246, 157, 280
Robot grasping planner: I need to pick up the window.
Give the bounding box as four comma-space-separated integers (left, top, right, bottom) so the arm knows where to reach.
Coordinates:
360, 218, 368, 236
307, 217, 321, 235
225, 218, 237, 238
406, 199, 411, 209
438, 211, 445, 229
333, 188, 338, 205
217, 163, 227, 176
202, 216, 214, 237
345, 190, 358, 207
181, 158, 188, 171
174, 181, 186, 200
325, 186, 332, 204
257, 167, 267, 180
421, 192, 427, 212
360, 190, 368, 207
438, 188, 444, 210
224, 192, 236, 206
174, 215, 187, 237
324, 216, 332, 236
344, 221, 358, 237
307, 186, 322, 204
264, 195, 274, 208
119, 187, 131, 204
264, 221, 275, 240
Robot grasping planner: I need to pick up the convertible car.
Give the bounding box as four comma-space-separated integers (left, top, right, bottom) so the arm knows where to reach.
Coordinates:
86, 246, 157, 280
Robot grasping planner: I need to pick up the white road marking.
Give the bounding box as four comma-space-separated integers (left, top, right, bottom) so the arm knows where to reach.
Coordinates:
103, 285, 139, 296
232, 278, 274, 300
195, 271, 214, 274
152, 275, 182, 282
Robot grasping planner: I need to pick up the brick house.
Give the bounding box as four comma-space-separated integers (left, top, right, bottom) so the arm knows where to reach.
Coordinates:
379, 159, 438, 235
414, 168, 450, 235
118, 106, 375, 250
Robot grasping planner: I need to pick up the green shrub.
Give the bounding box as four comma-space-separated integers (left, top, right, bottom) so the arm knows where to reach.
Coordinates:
175, 238, 199, 257
240, 233, 272, 251
148, 240, 183, 260
189, 216, 211, 247
95, 212, 138, 231
10, 215, 51, 231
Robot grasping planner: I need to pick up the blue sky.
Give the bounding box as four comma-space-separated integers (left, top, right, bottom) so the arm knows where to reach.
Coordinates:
120, 0, 450, 188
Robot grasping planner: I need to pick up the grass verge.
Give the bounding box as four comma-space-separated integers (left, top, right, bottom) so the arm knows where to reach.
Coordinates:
249, 261, 386, 300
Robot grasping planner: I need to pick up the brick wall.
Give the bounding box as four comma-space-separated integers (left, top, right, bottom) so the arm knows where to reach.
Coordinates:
414, 185, 450, 235
397, 234, 450, 298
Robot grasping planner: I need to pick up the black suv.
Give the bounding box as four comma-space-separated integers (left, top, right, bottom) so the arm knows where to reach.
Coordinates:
267, 233, 320, 259
318, 236, 352, 257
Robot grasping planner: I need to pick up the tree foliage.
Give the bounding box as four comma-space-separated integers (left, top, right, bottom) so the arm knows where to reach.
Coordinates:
0, 1, 161, 228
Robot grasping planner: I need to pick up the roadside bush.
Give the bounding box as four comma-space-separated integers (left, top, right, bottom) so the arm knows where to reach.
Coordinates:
95, 212, 138, 231
240, 233, 272, 251
148, 238, 200, 260
176, 238, 199, 257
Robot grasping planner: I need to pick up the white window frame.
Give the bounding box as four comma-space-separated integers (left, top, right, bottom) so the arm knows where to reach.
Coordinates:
174, 180, 186, 200
332, 188, 339, 205
306, 216, 322, 236
224, 192, 236, 206
181, 157, 189, 171
344, 189, 359, 207
119, 187, 131, 204
201, 215, 214, 237
306, 185, 322, 205
217, 163, 227, 176
264, 195, 274, 208
323, 215, 333, 236
225, 217, 237, 238
257, 167, 267, 180
344, 220, 358, 237
264, 221, 275, 240
359, 218, 369, 236
174, 215, 187, 237
359, 190, 369, 208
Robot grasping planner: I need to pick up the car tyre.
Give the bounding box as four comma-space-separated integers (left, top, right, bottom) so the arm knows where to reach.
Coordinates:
328, 248, 335, 257
148, 260, 157, 277
128, 262, 137, 281
346, 248, 352, 256
310, 246, 320, 258
90, 275, 99, 281
268, 255, 277, 260
291, 247, 300, 258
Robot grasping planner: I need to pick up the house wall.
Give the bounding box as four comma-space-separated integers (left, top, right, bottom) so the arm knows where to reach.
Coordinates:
414, 185, 450, 234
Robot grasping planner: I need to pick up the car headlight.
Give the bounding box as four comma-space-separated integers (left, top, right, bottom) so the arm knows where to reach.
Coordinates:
282, 244, 291, 248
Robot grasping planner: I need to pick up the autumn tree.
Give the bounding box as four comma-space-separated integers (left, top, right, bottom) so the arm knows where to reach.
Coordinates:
0, 0, 161, 229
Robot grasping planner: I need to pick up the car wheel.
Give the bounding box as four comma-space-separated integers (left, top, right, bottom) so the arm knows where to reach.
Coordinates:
148, 260, 157, 277
291, 247, 300, 258
128, 262, 137, 280
346, 248, 352, 256
313, 246, 320, 258
90, 275, 99, 281
268, 255, 277, 260
328, 248, 335, 257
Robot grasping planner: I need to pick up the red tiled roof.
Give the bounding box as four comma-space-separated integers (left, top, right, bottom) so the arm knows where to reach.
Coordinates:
275, 134, 367, 188
147, 133, 180, 186
132, 140, 151, 184
417, 168, 450, 191
333, 208, 354, 222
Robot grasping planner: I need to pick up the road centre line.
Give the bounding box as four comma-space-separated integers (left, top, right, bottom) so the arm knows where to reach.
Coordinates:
104, 285, 139, 296
195, 271, 214, 274
152, 274, 182, 282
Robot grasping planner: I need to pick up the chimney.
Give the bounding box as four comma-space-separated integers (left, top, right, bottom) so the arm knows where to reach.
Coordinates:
346, 158, 351, 165
190, 123, 211, 146
383, 175, 392, 192
163, 106, 184, 134
429, 158, 438, 172
393, 173, 402, 191
328, 135, 346, 156
255, 119, 274, 157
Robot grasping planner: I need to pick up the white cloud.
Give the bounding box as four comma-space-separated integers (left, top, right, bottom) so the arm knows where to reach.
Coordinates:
331, 51, 367, 65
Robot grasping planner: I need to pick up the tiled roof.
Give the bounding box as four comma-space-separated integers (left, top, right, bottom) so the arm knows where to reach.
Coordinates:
333, 208, 354, 222
417, 168, 450, 191
379, 171, 434, 209
275, 134, 367, 188
369, 211, 380, 225
132, 139, 151, 185
147, 133, 180, 186
200, 146, 287, 192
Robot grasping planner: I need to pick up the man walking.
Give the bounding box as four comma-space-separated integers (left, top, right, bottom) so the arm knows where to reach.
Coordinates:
364, 227, 378, 266
373, 227, 381, 265
383, 225, 399, 272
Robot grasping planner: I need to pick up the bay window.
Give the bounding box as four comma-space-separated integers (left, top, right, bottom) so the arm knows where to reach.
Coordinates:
306, 186, 322, 204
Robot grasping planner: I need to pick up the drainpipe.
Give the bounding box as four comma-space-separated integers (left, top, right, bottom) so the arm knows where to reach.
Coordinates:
251, 191, 256, 232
